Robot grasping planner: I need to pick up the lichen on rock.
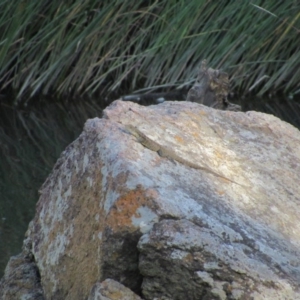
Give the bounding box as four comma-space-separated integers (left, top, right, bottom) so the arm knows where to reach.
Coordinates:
1, 100, 300, 300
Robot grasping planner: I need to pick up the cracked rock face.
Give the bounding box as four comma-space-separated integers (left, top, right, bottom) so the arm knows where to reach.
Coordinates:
138, 219, 298, 300
1, 100, 300, 299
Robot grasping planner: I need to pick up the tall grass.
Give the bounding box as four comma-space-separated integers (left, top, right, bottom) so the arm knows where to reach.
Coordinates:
0, 1, 299, 103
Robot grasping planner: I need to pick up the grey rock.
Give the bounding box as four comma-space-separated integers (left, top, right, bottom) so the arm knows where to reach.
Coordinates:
0, 253, 44, 300
1, 100, 300, 299
138, 219, 299, 300
186, 60, 241, 111
88, 279, 142, 300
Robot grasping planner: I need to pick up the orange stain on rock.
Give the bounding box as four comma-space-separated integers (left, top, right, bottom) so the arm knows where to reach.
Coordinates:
217, 189, 225, 195
106, 187, 154, 233
213, 149, 225, 160
175, 135, 184, 144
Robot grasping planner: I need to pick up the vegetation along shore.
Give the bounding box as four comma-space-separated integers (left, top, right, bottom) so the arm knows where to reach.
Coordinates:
0, 1, 299, 105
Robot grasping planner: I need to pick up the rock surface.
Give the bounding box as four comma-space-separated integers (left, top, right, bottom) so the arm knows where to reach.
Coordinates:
88, 279, 142, 300
0, 253, 43, 300
1, 100, 300, 299
186, 60, 241, 111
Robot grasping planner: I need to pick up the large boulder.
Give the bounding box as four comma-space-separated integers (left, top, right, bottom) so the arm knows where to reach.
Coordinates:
1, 100, 300, 299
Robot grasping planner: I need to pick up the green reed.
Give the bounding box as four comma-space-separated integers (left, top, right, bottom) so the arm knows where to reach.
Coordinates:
0, 1, 299, 103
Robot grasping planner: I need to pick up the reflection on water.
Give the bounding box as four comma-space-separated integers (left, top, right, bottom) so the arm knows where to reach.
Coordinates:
0, 96, 299, 277
0, 99, 104, 277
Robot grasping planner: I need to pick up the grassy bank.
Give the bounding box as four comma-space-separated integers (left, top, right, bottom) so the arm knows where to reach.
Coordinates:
0, 1, 299, 103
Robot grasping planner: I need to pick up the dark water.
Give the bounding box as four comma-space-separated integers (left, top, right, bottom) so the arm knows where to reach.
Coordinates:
0, 99, 105, 277
0, 96, 299, 277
